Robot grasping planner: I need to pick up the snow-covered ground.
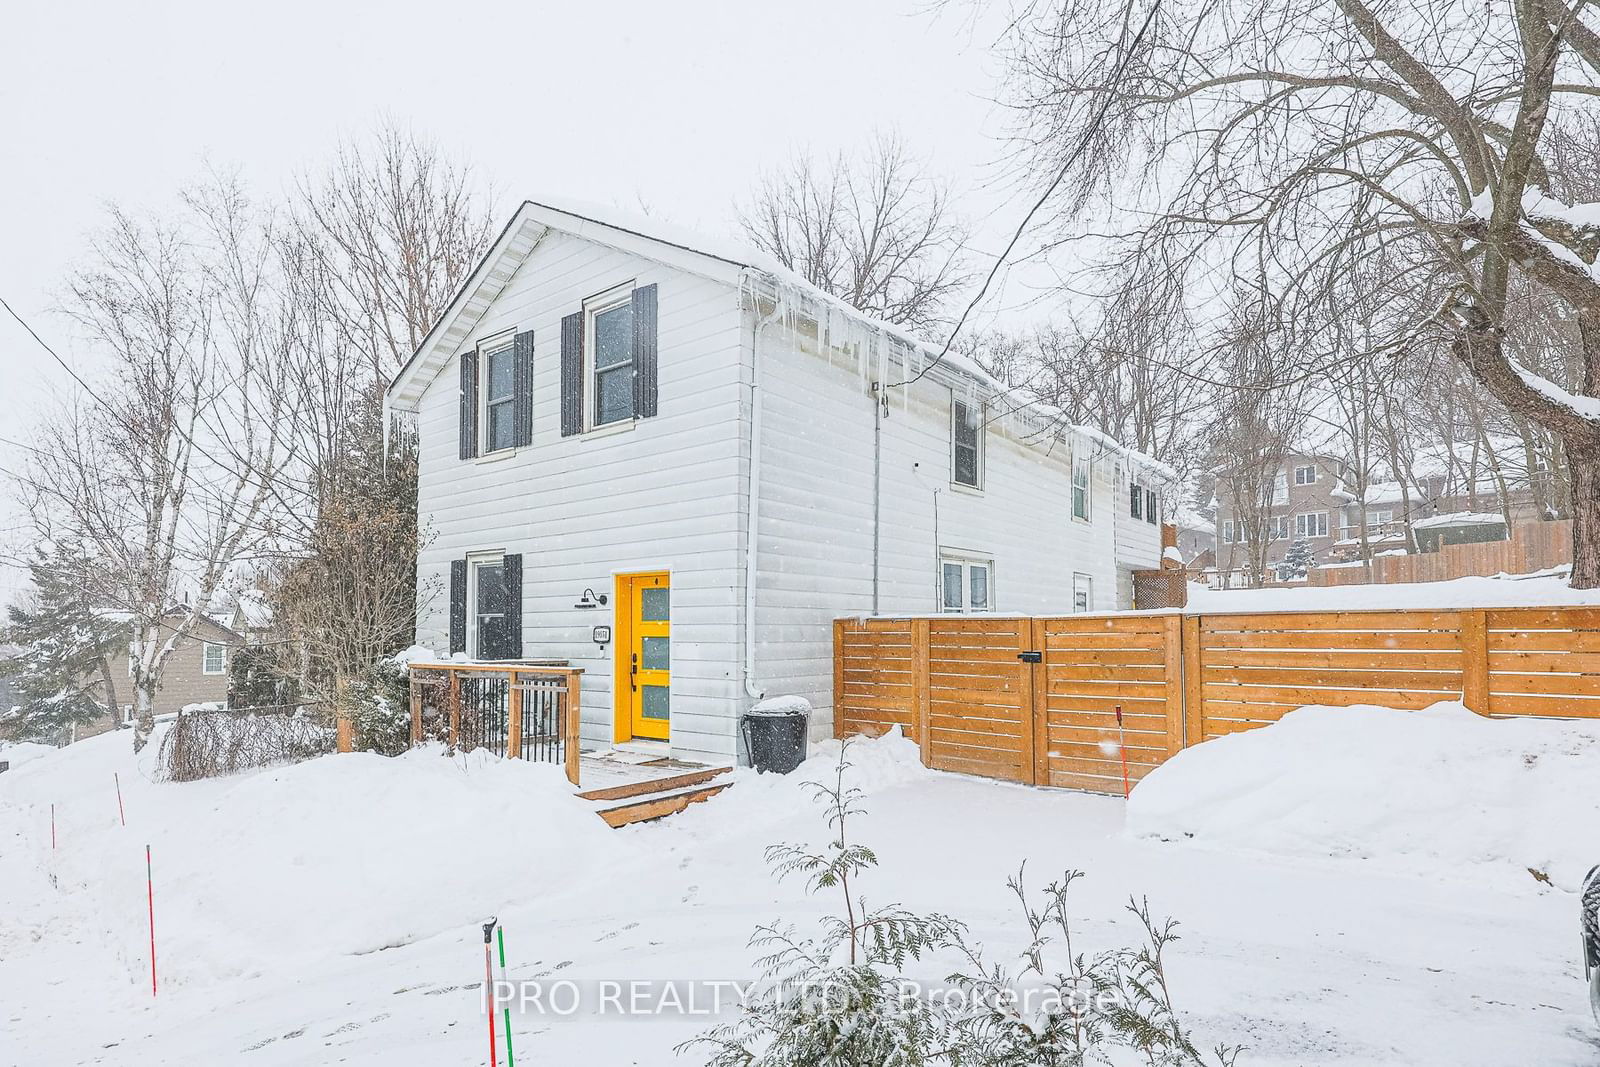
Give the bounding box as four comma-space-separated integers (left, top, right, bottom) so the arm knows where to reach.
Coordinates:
1189, 570, 1600, 612
3, 721, 1599, 1065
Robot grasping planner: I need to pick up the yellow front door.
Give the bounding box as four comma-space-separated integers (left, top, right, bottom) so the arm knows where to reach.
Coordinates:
618, 572, 671, 741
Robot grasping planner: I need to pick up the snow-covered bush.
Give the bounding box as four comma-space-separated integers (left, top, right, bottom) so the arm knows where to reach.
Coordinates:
346, 654, 413, 756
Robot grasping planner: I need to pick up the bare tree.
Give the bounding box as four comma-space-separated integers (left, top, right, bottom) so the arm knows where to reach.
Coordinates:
740, 132, 970, 334
990, 0, 1600, 585
22, 182, 292, 749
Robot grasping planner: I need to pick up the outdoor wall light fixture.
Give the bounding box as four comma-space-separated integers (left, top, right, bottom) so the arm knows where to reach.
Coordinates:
574, 588, 609, 609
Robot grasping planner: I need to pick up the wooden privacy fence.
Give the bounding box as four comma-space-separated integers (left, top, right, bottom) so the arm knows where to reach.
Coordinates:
1311, 520, 1571, 587
835, 605, 1600, 794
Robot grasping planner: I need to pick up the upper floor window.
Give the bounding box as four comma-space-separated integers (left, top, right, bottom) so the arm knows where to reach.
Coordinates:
1222, 520, 1235, 544
1269, 515, 1291, 540
1072, 458, 1091, 520
1272, 472, 1289, 503
202, 642, 226, 676
1294, 464, 1317, 485
589, 289, 636, 427
1295, 512, 1329, 538
1145, 488, 1158, 525
952, 400, 982, 489
941, 555, 993, 613
482, 338, 517, 453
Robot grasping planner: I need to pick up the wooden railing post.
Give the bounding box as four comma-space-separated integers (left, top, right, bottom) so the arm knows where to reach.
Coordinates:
564, 670, 582, 786
911, 618, 932, 767
1461, 609, 1490, 714
833, 619, 846, 740
506, 670, 523, 758
447, 669, 461, 750
1181, 614, 1203, 747
335, 714, 353, 753
408, 673, 422, 746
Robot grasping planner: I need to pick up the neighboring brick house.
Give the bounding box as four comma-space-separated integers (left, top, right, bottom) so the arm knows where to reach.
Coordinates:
1213, 451, 1543, 583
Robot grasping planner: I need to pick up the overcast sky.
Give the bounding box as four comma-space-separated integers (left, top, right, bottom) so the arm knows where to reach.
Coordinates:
0, 0, 1041, 605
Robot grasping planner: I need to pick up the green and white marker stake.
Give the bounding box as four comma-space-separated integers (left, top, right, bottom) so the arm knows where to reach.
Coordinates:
497, 926, 515, 1067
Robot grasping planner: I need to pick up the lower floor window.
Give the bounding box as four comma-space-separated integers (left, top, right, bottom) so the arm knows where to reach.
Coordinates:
202, 642, 226, 675
941, 556, 993, 613
1072, 573, 1094, 613
470, 554, 509, 659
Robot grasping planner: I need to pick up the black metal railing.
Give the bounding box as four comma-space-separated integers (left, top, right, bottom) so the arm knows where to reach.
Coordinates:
406, 662, 583, 784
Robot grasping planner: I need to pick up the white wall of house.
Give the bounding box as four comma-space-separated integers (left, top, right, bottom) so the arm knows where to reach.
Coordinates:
748, 313, 1135, 738
413, 231, 749, 764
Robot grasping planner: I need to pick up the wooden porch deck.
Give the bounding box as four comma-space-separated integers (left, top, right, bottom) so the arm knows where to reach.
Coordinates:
571, 749, 734, 828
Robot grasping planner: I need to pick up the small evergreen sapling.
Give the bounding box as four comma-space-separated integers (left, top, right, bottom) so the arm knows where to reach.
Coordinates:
681, 740, 964, 1066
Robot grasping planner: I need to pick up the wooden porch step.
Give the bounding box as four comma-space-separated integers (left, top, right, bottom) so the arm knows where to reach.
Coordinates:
585, 769, 735, 828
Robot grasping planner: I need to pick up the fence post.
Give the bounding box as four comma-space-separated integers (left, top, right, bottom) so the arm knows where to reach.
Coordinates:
1181, 614, 1203, 747
335, 715, 353, 754
507, 671, 523, 759
1029, 617, 1050, 787
1461, 609, 1490, 715
1013, 618, 1038, 786
448, 670, 462, 750
912, 618, 932, 767
1161, 614, 1184, 758
833, 619, 846, 740
564, 671, 582, 786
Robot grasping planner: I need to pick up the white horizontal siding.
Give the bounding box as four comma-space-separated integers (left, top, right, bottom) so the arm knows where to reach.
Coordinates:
413, 231, 747, 765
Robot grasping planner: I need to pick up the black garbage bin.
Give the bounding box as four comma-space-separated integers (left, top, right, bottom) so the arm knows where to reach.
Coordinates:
741, 703, 809, 774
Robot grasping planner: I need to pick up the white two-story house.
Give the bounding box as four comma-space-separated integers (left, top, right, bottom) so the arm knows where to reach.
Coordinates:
385, 199, 1175, 766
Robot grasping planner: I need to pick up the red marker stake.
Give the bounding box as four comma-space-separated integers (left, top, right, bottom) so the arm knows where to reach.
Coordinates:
115, 774, 126, 827
482, 921, 499, 1066
1115, 705, 1131, 799
146, 845, 157, 997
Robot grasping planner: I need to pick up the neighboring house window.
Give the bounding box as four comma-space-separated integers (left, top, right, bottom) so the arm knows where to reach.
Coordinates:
1222, 520, 1235, 544
468, 552, 508, 659
1072, 458, 1091, 520
940, 555, 993, 613
202, 642, 226, 675
1295, 512, 1329, 538
481, 337, 517, 453
1129, 480, 1143, 519
1368, 509, 1393, 526
1269, 515, 1291, 540
952, 400, 982, 489
589, 286, 636, 428
1072, 573, 1094, 613
1273, 473, 1289, 503
1145, 488, 1158, 525
1294, 464, 1317, 485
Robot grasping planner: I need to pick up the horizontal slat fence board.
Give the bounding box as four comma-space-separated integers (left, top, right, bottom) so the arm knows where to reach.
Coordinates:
835, 603, 1600, 796
1196, 611, 1466, 739
1485, 607, 1600, 719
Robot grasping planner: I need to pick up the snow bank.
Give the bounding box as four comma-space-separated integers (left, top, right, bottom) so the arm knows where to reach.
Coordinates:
1128, 702, 1600, 890
0, 741, 59, 769
1188, 572, 1600, 613
1, 733, 624, 989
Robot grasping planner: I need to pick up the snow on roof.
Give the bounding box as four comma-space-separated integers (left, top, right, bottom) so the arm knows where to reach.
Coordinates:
1413, 511, 1506, 530
233, 589, 274, 629
388, 197, 1177, 484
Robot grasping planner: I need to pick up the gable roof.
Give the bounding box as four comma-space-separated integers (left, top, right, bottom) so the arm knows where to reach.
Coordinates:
385, 197, 1179, 483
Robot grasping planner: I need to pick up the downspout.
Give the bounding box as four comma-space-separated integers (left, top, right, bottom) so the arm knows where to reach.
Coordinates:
744, 279, 786, 701
872, 381, 884, 615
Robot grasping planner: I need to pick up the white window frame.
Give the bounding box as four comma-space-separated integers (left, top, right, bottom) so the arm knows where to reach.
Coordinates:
1129, 478, 1143, 519
940, 553, 994, 614
478, 331, 518, 456
1294, 464, 1317, 485
951, 399, 984, 491
1072, 572, 1094, 613
201, 642, 226, 676
1272, 472, 1289, 504
466, 550, 507, 660
1222, 520, 1235, 544
584, 282, 637, 432
1072, 456, 1091, 522
1295, 512, 1329, 538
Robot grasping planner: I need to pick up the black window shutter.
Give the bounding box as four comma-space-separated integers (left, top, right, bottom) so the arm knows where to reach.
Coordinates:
501, 553, 523, 660
448, 559, 467, 654
459, 350, 479, 460
560, 312, 583, 436
513, 330, 535, 448
632, 283, 659, 418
